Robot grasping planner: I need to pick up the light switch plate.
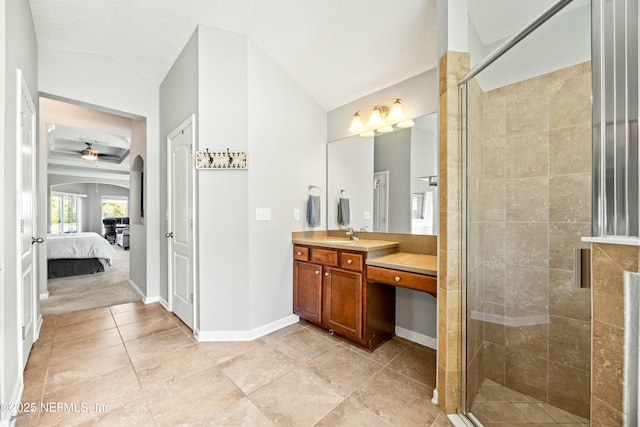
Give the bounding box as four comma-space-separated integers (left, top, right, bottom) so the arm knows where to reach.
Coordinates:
293, 209, 300, 220
256, 208, 271, 221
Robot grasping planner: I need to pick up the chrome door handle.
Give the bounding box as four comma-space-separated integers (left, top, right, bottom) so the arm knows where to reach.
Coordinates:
31, 237, 44, 244
165, 232, 174, 238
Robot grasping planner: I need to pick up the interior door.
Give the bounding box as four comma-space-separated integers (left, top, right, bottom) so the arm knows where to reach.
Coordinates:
167, 116, 195, 329
373, 171, 389, 232
18, 70, 39, 368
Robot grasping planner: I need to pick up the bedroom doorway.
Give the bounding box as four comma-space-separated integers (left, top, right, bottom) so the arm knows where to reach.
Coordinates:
17, 69, 40, 368
166, 115, 196, 330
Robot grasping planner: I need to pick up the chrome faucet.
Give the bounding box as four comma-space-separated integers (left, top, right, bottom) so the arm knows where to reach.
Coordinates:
346, 227, 359, 241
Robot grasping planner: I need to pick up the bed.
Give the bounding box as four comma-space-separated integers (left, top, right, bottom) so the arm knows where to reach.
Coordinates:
47, 232, 115, 279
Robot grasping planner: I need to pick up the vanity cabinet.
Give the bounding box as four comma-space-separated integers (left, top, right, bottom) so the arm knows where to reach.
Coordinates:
293, 244, 394, 349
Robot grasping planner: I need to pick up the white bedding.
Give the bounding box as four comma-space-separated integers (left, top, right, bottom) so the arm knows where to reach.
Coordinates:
47, 232, 115, 265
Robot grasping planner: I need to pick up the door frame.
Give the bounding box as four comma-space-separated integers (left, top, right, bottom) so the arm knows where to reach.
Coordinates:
166, 114, 197, 332
16, 69, 39, 369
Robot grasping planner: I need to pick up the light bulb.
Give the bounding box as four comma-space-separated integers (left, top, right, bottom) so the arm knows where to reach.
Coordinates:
388, 100, 405, 122
368, 107, 383, 127
377, 126, 394, 133
348, 113, 363, 133
360, 131, 376, 137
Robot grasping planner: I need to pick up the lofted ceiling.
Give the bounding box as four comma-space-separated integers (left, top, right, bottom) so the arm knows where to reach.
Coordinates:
28, 1, 563, 112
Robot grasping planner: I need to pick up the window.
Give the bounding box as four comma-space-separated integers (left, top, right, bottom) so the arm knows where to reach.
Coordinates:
101, 197, 128, 219
50, 193, 83, 234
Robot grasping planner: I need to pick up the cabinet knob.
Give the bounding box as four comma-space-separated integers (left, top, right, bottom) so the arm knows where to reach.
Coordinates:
297, 251, 302, 256
325, 272, 330, 276
315, 270, 320, 275
347, 259, 353, 264
394, 276, 401, 282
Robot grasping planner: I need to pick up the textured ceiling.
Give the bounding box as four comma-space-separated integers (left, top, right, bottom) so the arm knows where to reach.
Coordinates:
28, 0, 570, 112
29, 0, 438, 111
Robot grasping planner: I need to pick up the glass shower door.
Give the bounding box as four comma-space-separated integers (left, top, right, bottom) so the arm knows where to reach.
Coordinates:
461, 1, 592, 424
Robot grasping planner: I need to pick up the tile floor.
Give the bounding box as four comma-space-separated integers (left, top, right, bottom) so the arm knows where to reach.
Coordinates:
469, 379, 590, 426
16, 301, 451, 426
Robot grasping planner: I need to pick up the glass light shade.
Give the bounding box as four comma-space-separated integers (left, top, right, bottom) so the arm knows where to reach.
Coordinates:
396, 119, 415, 128
360, 131, 376, 137
368, 107, 383, 127
81, 150, 98, 161
377, 126, 394, 133
348, 113, 363, 132
388, 100, 405, 122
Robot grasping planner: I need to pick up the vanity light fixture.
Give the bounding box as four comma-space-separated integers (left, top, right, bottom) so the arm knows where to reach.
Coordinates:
348, 99, 414, 137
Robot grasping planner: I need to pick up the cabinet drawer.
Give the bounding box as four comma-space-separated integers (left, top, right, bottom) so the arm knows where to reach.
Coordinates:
367, 266, 437, 295
341, 252, 364, 271
294, 245, 309, 261
311, 248, 338, 266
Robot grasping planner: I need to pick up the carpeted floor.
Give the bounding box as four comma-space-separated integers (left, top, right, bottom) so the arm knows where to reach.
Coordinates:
40, 245, 141, 315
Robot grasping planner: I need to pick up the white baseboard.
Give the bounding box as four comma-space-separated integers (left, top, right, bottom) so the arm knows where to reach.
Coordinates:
2, 377, 24, 423
431, 388, 438, 405
197, 314, 300, 342
395, 326, 437, 350
127, 279, 159, 304
39, 292, 49, 300
159, 297, 169, 310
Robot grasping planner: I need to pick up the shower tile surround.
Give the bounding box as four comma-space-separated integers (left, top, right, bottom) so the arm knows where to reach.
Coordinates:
465, 62, 593, 419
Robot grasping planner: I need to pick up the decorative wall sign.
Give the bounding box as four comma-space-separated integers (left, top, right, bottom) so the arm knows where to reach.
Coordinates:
195, 148, 248, 169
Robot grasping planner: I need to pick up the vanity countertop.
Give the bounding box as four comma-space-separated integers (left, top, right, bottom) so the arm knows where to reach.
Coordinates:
292, 236, 398, 252
366, 253, 438, 276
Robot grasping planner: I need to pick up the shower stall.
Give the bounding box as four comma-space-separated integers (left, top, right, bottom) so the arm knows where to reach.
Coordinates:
459, 0, 592, 424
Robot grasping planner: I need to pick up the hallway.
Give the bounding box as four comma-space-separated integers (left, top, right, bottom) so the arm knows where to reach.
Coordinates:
17, 302, 448, 426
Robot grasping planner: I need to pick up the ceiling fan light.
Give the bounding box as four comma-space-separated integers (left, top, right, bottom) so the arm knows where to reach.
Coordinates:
81, 149, 98, 161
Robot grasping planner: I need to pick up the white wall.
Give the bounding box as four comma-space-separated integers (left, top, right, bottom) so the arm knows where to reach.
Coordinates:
2, 0, 38, 421
38, 48, 160, 300
160, 25, 326, 336
247, 39, 327, 330
159, 28, 199, 306
474, 3, 591, 91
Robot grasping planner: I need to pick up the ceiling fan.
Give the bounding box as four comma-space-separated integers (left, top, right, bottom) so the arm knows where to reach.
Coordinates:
80, 142, 99, 161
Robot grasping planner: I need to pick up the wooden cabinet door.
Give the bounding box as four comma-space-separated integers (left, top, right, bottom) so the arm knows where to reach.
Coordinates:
293, 261, 323, 323
324, 267, 363, 339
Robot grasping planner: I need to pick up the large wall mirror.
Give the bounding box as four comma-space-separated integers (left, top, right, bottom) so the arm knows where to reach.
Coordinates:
327, 112, 438, 235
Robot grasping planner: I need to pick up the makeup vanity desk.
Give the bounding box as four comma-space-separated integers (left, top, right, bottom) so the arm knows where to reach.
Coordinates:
291, 236, 437, 350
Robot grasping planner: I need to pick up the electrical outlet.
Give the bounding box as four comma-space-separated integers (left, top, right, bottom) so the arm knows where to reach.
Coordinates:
293, 209, 300, 220
256, 208, 271, 221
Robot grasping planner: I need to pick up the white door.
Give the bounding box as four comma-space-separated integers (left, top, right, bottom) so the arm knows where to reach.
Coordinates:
17, 70, 39, 368
373, 171, 389, 232
166, 116, 196, 329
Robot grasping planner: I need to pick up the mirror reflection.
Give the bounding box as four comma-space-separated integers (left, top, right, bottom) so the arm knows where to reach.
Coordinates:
327, 112, 438, 235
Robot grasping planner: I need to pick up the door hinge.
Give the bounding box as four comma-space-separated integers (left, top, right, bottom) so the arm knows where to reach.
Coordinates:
189, 293, 194, 304
189, 219, 193, 229
22, 326, 26, 340
20, 220, 24, 233
20, 113, 25, 128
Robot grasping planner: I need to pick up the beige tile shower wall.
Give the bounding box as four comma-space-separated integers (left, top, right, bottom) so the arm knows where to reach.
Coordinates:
438, 51, 470, 414
478, 62, 592, 418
